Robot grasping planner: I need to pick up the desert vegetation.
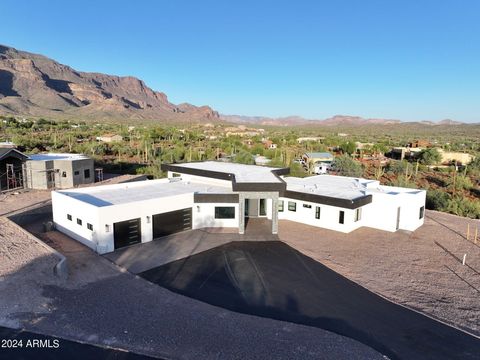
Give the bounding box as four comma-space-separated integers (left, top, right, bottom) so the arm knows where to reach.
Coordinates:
1, 115, 479, 218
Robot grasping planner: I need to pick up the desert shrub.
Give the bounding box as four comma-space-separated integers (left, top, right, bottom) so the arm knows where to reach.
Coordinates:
426, 189, 451, 211
234, 150, 255, 165
332, 155, 363, 177
446, 196, 480, 219
418, 148, 442, 165
446, 175, 474, 191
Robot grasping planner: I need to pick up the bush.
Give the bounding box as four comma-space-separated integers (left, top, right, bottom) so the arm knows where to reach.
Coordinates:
234, 150, 255, 165
426, 189, 451, 211
418, 148, 442, 165
332, 155, 363, 177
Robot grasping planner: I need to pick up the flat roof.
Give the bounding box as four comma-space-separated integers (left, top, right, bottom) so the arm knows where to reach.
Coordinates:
28, 153, 90, 161
170, 161, 284, 183
57, 178, 232, 207
284, 175, 422, 200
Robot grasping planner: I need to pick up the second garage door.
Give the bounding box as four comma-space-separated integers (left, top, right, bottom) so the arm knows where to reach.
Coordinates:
153, 208, 192, 238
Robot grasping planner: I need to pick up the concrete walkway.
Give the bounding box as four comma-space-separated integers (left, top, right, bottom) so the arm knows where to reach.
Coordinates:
104, 223, 277, 274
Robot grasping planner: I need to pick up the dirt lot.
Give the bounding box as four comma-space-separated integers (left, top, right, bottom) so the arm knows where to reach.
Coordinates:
279, 210, 480, 336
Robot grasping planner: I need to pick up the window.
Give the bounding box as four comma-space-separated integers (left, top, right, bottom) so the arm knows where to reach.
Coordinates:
67, 214, 72, 221
62, 171, 67, 178
303, 204, 312, 209
419, 206, 425, 219
87, 223, 93, 231
215, 207, 235, 219
77, 218, 82, 226
315, 206, 321, 219
339, 211, 345, 224
172, 172, 181, 177
84, 169, 90, 179
74, 171, 80, 176
354, 208, 362, 222
278, 200, 284, 212
288, 201, 296, 212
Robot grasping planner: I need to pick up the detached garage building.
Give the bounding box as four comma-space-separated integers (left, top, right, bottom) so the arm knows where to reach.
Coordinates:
52, 161, 426, 254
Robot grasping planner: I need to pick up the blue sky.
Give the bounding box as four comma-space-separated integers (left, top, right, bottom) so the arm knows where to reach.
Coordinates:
2, 0, 480, 122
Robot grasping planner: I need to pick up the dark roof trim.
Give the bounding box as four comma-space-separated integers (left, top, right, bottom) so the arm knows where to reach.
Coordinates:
194, 193, 239, 203
161, 162, 290, 192
282, 190, 372, 209
161, 163, 233, 181
0, 148, 28, 161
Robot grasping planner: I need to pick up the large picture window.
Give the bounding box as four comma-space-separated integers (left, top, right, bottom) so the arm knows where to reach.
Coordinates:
215, 207, 235, 219
288, 201, 296, 212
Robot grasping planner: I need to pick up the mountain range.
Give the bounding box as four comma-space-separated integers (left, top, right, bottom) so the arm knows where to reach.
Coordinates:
0, 45, 219, 122
219, 114, 467, 127
0, 44, 473, 126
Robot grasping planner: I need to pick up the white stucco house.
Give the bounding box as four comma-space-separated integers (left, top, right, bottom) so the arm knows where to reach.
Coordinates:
52, 161, 426, 254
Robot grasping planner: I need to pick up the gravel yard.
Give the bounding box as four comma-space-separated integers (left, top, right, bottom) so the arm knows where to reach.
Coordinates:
279, 210, 480, 336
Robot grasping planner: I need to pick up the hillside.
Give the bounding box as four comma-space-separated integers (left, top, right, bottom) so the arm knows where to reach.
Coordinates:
0, 45, 219, 122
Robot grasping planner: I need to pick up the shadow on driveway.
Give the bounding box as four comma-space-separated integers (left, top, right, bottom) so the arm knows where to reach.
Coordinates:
140, 241, 480, 360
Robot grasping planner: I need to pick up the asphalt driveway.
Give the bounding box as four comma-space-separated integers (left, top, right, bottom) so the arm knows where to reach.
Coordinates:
0, 326, 158, 360
140, 241, 480, 360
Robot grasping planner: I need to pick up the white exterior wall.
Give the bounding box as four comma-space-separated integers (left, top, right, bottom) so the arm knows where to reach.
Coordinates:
362, 189, 426, 232
277, 198, 363, 233
95, 192, 194, 254
52, 191, 100, 250
193, 203, 239, 229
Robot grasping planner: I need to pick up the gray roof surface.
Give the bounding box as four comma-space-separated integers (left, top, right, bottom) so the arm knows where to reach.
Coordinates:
58, 179, 232, 207
172, 161, 283, 183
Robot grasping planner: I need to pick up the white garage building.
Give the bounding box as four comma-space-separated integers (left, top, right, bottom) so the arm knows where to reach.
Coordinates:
52, 161, 426, 254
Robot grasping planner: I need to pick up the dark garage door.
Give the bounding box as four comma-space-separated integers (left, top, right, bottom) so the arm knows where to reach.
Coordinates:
114, 218, 141, 249
153, 208, 192, 238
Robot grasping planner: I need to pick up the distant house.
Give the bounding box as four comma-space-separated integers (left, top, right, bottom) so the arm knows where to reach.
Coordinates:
96, 134, 123, 143
262, 140, 277, 149
302, 152, 334, 164
409, 139, 431, 148
0, 141, 17, 149
437, 149, 473, 165
297, 137, 324, 143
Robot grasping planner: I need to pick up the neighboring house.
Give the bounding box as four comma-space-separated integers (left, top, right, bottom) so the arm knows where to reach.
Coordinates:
96, 134, 123, 143
262, 140, 277, 149
254, 155, 272, 166
0, 148, 28, 191
409, 139, 431, 148
314, 162, 331, 175
302, 152, 334, 165
297, 137, 324, 143
0, 141, 17, 148
52, 161, 426, 254
437, 149, 473, 165
25, 153, 94, 190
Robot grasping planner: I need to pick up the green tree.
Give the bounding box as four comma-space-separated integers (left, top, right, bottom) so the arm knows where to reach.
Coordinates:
332, 155, 363, 177
418, 148, 441, 165
234, 150, 254, 165
340, 141, 356, 155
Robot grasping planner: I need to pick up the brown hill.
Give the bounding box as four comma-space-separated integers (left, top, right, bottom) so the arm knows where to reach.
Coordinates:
0, 45, 219, 122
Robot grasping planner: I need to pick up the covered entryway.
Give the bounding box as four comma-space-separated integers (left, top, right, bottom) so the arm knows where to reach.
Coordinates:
153, 208, 192, 239
114, 218, 141, 249
239, 192, 279, 235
